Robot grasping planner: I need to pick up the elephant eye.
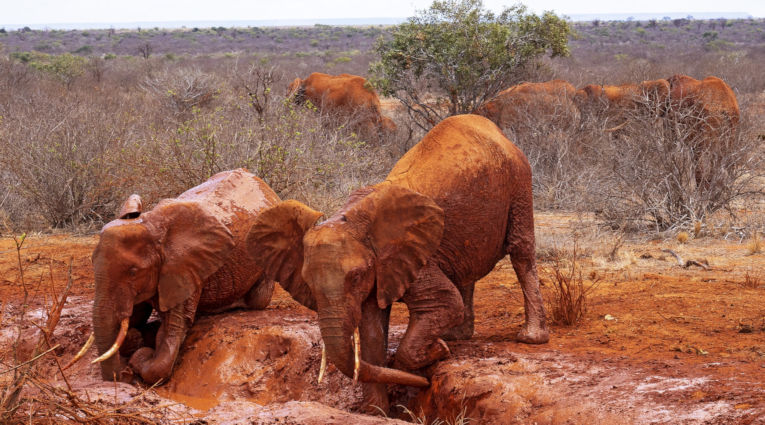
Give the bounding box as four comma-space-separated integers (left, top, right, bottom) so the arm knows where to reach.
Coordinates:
340, 215, 347, 222
129, 266, 138, 277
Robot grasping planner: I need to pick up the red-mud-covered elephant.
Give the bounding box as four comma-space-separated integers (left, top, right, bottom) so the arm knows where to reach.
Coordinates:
666, 74, 740, 139
574, 79, 671, 129
86, 169, 279, 384
287, 72, 396, 135
474, 79, 579, 132
246, 114, 548, 412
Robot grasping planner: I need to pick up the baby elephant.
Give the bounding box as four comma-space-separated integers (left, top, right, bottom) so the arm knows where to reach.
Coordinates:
83, 169, 279, 384
247, 114, 549, 413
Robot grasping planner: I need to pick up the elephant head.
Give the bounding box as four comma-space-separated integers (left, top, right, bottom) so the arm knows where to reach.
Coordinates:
286, 77, 304, 101
92, 195, 234, 380
247, 185, 443, 387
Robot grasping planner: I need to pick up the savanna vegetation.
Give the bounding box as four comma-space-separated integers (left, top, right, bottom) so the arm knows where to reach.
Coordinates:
1, 11, 762, 234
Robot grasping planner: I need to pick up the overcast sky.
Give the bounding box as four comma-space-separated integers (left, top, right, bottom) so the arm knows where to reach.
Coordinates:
1, 0, 762, 27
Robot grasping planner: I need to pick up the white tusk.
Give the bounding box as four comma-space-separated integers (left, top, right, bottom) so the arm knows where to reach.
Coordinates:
92, 318, 129, 364
318, 343, 327, 384
62, 333, 95, 371
353, 327, 361, 384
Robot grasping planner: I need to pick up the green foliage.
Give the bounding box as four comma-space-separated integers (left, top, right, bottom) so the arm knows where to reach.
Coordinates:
370, 0, 571, 129
72, 45, 93, 54
28, 53, 86, 87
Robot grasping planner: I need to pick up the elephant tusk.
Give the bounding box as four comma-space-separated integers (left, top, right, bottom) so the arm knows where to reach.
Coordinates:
62, 333, 95, 371
353, 327, 361, 384
317, 343, 327, 384
92, 318, 129, 364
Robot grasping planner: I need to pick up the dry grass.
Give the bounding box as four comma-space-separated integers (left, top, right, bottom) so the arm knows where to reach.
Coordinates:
740, 271, 762, 289
544, 243, 601, 327
747, 232, 763, 255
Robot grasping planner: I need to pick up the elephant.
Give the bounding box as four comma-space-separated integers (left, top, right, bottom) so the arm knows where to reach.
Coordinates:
573, 79, 670, 130
246, 114, 549, 413
88, 169, 280, 385
666, 74, 739, 139
287, 72, 396, 137
665, 74, 740, 186
474, 79, 579, 133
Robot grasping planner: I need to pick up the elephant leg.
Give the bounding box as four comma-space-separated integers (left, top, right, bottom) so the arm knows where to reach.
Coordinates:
394, 263, 463, 371
441, 283, 475, 341
506, 200, 549, 344
129, 294, 198, 384
359, 296, 392, 415
244, 279, 275, 310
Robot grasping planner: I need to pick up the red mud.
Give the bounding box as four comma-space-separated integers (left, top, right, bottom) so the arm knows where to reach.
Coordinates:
1, 212, 764, 424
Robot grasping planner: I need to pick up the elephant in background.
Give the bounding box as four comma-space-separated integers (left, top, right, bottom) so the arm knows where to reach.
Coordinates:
287, 72, 396, 136
574, 79, 671, 130
666, 74, 740, 140
90, 169, 279, 384
474, 79, 579, 133
247, 114, 548, 413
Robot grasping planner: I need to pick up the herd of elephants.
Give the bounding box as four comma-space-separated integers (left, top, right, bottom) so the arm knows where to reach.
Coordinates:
63, 71, 741, 413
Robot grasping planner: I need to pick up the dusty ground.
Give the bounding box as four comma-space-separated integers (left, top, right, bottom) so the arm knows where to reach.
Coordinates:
0, 212, 763, 424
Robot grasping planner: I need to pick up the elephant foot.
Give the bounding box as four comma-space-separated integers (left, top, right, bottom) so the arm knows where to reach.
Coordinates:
516, 323, 549, 344
118, 365, 135, 383
129, 347, 169, 385
441, 320, 474, 341
360, 382, 389, 416
427, 338, 451, 362
395, 338, 451, 371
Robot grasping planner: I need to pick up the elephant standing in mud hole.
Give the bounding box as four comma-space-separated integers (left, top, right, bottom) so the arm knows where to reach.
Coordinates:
246, 114, 549, 413
79, 169, 280, 385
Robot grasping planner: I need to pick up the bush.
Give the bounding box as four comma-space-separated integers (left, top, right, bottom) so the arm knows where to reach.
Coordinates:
370, 0, 571, 130
591, 102, 763, 231
544, 243, 599, 326
141, 67, 218, 116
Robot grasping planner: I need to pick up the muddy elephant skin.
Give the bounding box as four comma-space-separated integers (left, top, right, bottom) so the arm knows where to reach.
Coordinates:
287, 72, 396, 135
247, 114, 548, 412
474, 79, 579, 132
92, 169, 280, 385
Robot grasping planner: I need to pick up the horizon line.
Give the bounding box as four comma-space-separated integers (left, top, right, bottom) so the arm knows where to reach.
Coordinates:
0, 11, 756, 31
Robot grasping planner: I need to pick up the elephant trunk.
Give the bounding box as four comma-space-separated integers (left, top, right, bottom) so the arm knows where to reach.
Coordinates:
318, 307, 429, 388
92, 277, 132, 381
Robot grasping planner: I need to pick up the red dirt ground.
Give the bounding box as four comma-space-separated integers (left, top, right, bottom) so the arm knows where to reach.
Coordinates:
1, 212, 763, 424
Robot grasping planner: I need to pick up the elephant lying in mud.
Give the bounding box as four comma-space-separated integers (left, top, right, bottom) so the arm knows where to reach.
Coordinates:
247, 114, 549, 412
80, 169, 280, 384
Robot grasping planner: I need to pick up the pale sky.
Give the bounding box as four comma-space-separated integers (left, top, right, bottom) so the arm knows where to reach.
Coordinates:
1, 0, 762, 27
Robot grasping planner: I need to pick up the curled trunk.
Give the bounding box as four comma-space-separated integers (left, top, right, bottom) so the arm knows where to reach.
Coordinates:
319, 310, 429, 387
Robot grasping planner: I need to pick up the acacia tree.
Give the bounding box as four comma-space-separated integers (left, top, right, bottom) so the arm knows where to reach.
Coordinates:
370, 0, 571, 130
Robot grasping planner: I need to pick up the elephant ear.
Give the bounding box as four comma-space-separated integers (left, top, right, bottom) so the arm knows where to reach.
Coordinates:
151, 201, 235, 312
350, 186, 445, 309
118, 194, 143, 219
246, 200, 323, 311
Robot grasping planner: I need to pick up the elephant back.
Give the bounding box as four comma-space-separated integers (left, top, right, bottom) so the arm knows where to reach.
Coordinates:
176, 169, 280, 240
175, 169, 280, 311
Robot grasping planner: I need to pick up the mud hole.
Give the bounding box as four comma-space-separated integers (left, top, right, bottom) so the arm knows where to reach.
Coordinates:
1, 215, 764, 424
